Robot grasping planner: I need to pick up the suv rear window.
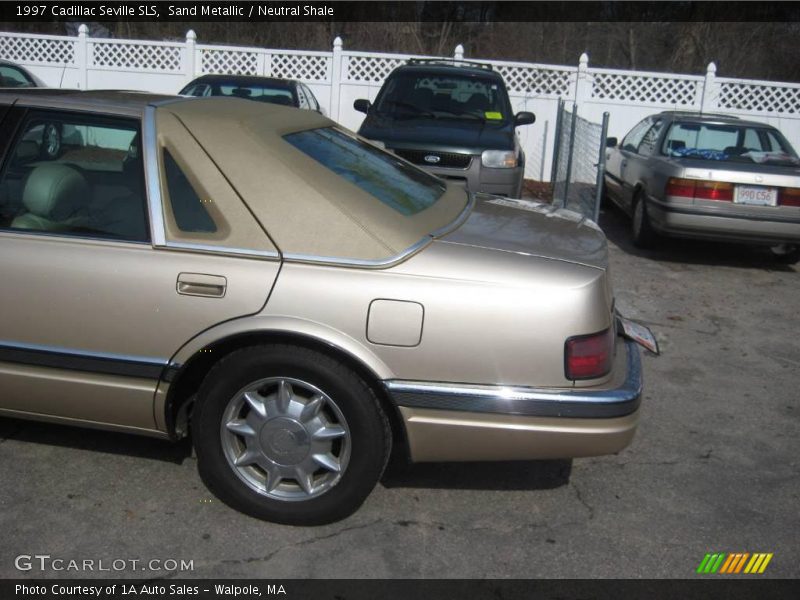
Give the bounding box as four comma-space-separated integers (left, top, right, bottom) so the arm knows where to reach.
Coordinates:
374, 72, 509, 122
285, 127, 445, 216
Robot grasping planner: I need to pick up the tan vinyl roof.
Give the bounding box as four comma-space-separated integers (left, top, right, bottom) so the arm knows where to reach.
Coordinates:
161, 97, 469, 262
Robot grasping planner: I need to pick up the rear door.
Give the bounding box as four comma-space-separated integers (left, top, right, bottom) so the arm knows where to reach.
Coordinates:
0, 104, 280, 431
606, 117, 653, 212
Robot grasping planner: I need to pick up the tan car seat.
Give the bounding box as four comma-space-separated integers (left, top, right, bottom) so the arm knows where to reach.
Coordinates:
11, 163, 90, 232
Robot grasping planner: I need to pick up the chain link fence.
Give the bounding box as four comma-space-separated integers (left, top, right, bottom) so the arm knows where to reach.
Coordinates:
551, 100, 609, 222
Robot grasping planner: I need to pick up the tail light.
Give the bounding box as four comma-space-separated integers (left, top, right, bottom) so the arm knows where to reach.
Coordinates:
780, 187, 800, 207
565, 328, 614, 380
665, 178, 733, 201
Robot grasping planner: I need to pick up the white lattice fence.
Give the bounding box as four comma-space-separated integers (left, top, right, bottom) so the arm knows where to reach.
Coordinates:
270, 53, 331, 82
717, 78, 800, 115
344, 53, 415, 83
200, 47, 260, 76
0, 33, 75, 65
590, 69, 701, 107
91, 40, 183, 72
488, 62, 574, 97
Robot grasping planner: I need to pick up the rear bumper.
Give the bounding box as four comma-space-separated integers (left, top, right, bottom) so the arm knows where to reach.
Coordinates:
648, 198, 800, 244
385, 339, 642, 462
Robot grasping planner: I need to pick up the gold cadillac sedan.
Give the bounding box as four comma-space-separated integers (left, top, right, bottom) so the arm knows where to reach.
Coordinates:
0, 90, 650, 525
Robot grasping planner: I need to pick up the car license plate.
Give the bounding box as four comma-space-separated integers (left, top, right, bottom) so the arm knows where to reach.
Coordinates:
734, 185, 777, 206
617, 315, 659, 355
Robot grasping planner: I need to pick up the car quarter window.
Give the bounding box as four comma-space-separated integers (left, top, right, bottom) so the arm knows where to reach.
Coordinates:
0, 110, 149, 242
295, 84, 310, 110
163, 149, 217, 233
637, 119, 665, 156
183, 83, 211, 97
621, 118, 653, 153
302, 85, 319, 111
764, 130, 793, 154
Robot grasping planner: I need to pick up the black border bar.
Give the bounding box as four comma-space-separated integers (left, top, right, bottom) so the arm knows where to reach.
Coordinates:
1, 1, 800, 23
1, 579, 799, 599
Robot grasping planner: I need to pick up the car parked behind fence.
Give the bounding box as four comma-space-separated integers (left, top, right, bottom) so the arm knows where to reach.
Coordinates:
0, 60, 45, 88
180, 74, 324, 114
604, 111, 800, 263
354, 59, 534, 199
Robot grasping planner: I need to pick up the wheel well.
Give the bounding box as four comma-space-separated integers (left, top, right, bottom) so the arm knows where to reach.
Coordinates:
164, 331, 409, 458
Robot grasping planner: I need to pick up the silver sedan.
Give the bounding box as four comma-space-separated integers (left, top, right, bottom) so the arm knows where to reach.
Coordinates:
604, 111, 800, 263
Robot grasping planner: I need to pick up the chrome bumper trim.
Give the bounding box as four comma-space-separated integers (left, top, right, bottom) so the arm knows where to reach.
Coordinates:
385, 339, 642, 419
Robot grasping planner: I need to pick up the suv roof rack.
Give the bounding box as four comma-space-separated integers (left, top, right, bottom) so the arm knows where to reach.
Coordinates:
406, 58, 494, 71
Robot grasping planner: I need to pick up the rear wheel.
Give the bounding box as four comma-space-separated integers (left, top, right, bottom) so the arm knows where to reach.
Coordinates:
769, 244, 800, 265
632, 195, 658, 248
192, 345, 391, 525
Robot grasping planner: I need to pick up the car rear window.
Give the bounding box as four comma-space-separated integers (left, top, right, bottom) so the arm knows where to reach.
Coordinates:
663, 122, 799, 165
181, 81, 296, 107
284, 127, 446, 216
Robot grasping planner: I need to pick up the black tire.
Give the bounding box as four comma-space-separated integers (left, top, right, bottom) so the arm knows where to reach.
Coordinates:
631, 194, 658, 249
769, 244, 800, 265
192, 344, 391, 525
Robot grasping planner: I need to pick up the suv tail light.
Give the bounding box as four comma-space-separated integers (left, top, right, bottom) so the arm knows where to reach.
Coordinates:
779, 187, 800, 207
665, 178, 733, 202
565, 328, 614, 380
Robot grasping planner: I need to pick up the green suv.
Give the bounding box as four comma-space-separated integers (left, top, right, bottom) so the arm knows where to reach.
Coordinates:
355, 59, 535, 198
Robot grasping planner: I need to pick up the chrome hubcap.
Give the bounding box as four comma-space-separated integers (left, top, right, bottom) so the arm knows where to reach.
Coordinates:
221, 377, 350, 502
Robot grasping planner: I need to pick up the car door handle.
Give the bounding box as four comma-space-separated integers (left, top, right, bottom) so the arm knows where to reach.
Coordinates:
621, 160, 628, 167
176, 273, 227, 298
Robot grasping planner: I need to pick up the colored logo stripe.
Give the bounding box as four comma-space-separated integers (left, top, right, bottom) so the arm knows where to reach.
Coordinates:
719, 553, 749, 573
744, 553, 773, 574
697, 552, 773, 574
697, 553, 726, 573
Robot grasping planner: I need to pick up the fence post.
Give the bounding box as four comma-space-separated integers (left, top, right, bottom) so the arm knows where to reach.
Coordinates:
330, 36, 343, 122
454, 44, 464, 60
550, 98, 565, 184
574, 52, 590, 105
593, 111, 610, 223
700, 61, 717, 113
76, 24, 88, 90
185, 30, 196, 81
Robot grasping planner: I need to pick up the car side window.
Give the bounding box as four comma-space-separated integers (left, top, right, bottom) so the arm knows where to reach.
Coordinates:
0, 110, 149, 242
621, 119, 653, 153
0, 65, 33, 87
637, 119, 664, 156
162, 149, 217, 233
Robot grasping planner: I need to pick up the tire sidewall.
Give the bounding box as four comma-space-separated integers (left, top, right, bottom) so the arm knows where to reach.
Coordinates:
193, 346, 388, 525
632, 195, 656, 248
